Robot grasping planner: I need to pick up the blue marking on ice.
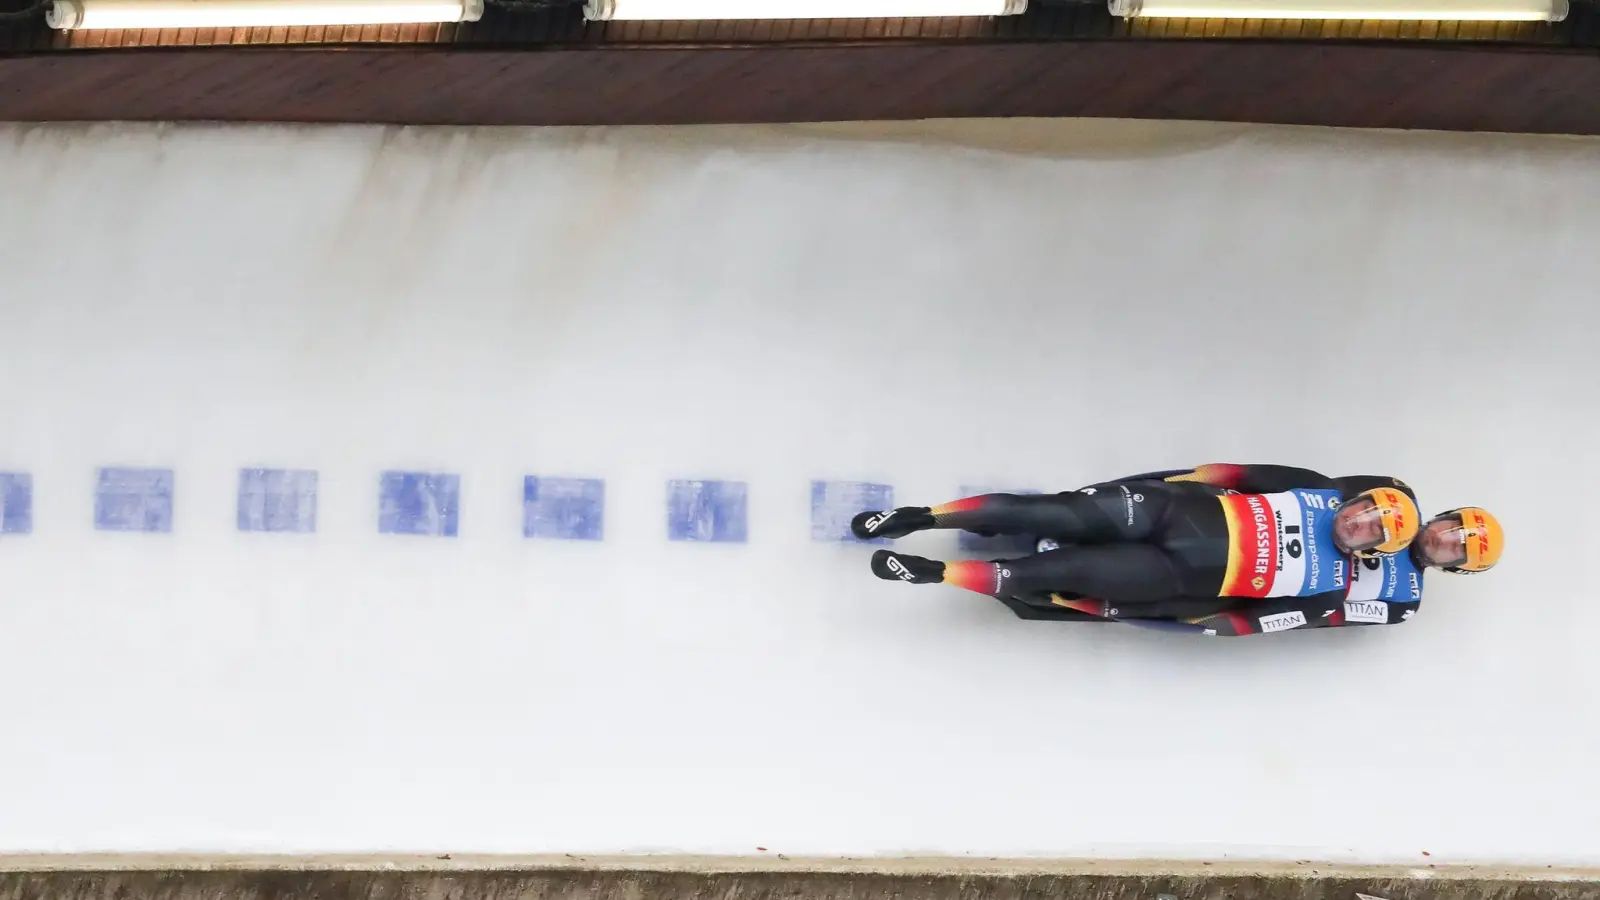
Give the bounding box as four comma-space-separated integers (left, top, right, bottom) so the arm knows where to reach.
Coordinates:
667, 479, 747, 543
524, 476, 605, 541
95, 467, 174, 533
811, 480, 893, 543
0, 472, 33, 535
379, 471, 460, 537
238, 468, 319, 533
957, 484, 1041, 555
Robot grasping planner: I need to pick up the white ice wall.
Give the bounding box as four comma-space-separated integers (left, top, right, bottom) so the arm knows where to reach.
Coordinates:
0, 119, 1596, 865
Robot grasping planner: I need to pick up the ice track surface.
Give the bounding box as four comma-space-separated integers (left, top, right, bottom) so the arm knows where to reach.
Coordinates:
0, 119, 1596, 864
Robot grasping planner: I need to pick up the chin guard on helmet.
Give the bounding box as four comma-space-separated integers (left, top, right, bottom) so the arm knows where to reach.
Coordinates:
1425, 506, 1504, 574
1335, 487, 1419, 558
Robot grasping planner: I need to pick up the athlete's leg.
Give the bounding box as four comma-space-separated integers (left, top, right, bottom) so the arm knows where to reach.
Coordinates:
852, 485, 1168, 542
1050, 593, 1243, 622
871, 543, 1201, 606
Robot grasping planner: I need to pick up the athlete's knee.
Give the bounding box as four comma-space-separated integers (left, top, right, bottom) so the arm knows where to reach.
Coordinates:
986, 548, 1080, 596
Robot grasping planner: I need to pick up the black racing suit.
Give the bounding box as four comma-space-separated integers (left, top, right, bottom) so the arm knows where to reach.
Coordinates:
1024, 542, 1431, 637
964, 464, 1417, 636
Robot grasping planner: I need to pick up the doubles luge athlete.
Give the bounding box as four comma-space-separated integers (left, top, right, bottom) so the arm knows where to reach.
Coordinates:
851, 463, 1503, 636
1041, 503, 1505, 636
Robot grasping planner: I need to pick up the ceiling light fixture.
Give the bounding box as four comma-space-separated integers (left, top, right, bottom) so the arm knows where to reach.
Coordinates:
583, 0, 1027, 21
47, 0, 486, 30
1107, 0, 1565, 19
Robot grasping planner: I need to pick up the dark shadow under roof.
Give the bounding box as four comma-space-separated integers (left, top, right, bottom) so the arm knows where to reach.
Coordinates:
4, 0, 1600, 133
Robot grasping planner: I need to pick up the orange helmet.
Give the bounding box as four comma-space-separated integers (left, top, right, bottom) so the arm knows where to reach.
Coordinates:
1419, 506, 1504, 574
1333, 487, 1420, 557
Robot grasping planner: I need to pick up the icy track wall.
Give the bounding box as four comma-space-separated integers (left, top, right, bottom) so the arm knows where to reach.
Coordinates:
0, 119, 1596, 866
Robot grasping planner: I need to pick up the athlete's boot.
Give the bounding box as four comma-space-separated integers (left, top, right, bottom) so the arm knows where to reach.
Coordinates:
851, 507, 935, 541
870, 549, 945, 584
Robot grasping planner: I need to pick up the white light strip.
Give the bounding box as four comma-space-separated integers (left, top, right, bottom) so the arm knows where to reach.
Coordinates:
1108, 0, 1565, 18
47, 0, 485, 30
583, 0, 1027, 21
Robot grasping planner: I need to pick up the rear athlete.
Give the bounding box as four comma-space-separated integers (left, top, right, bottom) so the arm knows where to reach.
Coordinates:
852, 463, 1422, 619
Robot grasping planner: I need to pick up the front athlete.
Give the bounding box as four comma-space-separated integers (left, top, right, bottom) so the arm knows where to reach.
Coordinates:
852, 463, 1420, 611
1044, 505, 1504, 636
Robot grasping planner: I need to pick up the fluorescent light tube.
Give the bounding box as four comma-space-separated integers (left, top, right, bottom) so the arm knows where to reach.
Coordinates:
1107, 0, 1565, 18
47, 0, 485, 30
583, 0, 1028, 20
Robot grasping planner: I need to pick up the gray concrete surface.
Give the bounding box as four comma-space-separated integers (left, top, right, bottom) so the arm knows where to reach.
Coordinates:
2, 859, 1598, 900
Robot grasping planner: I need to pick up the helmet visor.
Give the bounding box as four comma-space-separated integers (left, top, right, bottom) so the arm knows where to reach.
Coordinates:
1416, 516, 1469, 568
1333, 487, 1417, 556
1333, 496, 1387, 554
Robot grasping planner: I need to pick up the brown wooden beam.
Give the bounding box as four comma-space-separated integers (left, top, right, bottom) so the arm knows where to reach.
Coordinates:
2, 38, 1599, 133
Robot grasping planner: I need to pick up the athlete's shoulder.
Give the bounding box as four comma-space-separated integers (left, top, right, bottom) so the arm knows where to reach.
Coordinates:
1335, 474, 1417, 501
1384, 475, 1417, 500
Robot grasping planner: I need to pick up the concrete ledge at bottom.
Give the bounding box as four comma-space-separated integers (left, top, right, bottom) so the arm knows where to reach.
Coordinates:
1, 858, 1600, 900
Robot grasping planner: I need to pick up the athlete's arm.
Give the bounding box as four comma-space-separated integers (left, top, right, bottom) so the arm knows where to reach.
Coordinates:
1169, 595, 1344, 636
995, 593, 1114, 622
1027, 596, 1231, 634
1097, 464, 1336, 493
1094, 467, 1214, 484
1325, 599, 1422, 627
1107, 592, 1421, 634
1043, 592, 1342, 637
